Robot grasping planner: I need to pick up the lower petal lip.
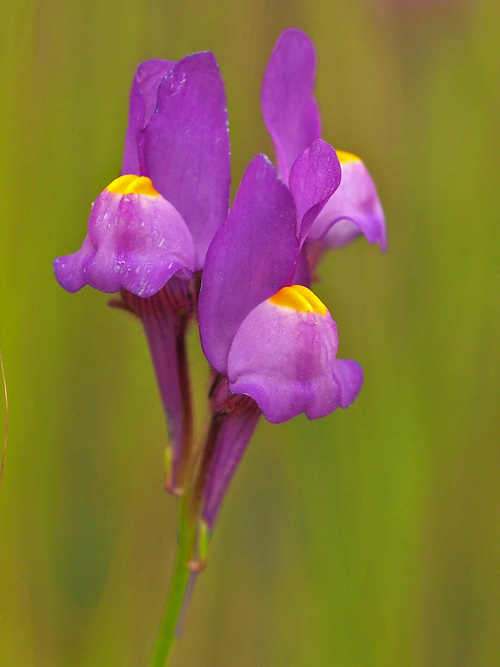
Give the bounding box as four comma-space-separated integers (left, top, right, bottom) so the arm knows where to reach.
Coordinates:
226, 296, 343, 423
307, 159, 387, 251
54, 184, 196, 297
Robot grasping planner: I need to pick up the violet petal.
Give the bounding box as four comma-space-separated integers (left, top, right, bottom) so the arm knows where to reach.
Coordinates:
261, 28, 321, 181
122, 59, 175, 175
227, 296, 343, 423
54, 184, 195, 297
333, 359, 364, 408
308, 157, 387, 250
198, 154, 299, 374
141, 51, 231, 269
289, 139, 341, 242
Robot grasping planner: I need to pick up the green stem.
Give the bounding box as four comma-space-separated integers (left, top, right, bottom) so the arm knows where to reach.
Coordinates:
150, 504, 196, 667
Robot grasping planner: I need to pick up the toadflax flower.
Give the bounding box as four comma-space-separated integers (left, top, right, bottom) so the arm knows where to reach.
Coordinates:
196, 28, 387, 530
261, 27, 386, 283
54, 52, 231, 492
197, 154, 363, 528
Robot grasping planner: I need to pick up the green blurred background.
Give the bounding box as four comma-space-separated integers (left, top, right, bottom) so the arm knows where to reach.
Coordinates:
1, 0, 499, 665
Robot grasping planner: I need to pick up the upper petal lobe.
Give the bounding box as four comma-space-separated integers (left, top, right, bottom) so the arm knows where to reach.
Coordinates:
261, 28, 321, 181
198, 155, 299, 374
289, 139, 341, 243
140, 52, 231, 268
122, 59, 175, 175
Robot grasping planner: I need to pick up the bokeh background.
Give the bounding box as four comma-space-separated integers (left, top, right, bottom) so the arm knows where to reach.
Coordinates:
1, 0, 499, 665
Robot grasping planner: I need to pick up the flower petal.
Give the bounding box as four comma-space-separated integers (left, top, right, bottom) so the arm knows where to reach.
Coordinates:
140, 51, 231, 269
198, 154, 299, 374
289, 139, 341, 242
261, 28, 321, 181
333, 359, 363, 408
122, 59, 175, 175
54, 179, 195, 297
227, 291, 343, 423
308, 155, 387, 250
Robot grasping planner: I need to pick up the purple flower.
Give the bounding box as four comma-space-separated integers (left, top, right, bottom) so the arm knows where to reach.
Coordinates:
261, 28, 386, 257
54, 52, 231, 494
54, 53, 230, 297
196, 29, 387, 527
199, 154, 361, 424
197, 154, 362, 527
54, 175, 195, 298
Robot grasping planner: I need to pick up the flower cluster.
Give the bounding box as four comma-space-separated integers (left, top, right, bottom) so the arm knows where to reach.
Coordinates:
54, 27, 385, 652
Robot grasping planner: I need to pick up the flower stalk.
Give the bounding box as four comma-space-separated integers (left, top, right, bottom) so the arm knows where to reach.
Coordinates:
152, 385, 260, 664
151, 414, 223, 666
150, 500, 197, 667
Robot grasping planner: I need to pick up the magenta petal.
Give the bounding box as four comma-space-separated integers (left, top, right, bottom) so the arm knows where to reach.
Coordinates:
198, 154, 299, 374
309, 159, 387, 250
122, 60, 175, 175
54, 188, 195, 297
332, 359, 363, 408
289, 139, 341, 242
227, 299, 342, 423
261, 28, 321, 181
141, 52, 230, 269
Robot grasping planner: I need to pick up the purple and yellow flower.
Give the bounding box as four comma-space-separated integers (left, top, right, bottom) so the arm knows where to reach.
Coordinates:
192, 28, 389, 531
54, 52, 231, 493
195, 29, 387, 529
53, 174, 195, 297
54, 53, 230, 296
199, 154, 361, 423
261, 28, 386, 264
198, 154, 363, 527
